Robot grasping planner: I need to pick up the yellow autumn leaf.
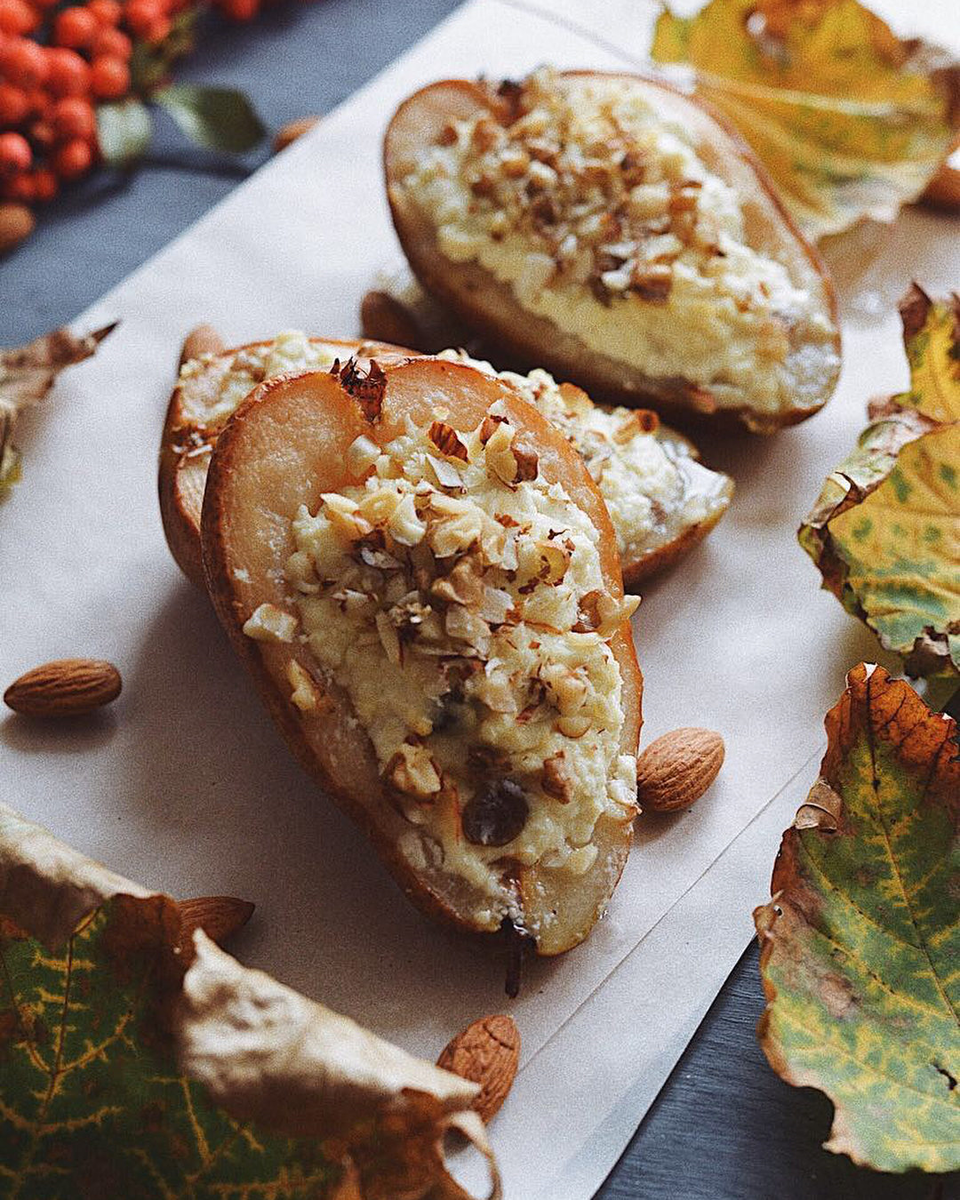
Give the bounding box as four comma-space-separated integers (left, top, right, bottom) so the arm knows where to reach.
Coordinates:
800, 286, 960, 677
651, 0, 960, 239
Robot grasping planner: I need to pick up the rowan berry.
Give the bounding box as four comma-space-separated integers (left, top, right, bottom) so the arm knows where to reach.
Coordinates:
28, 117, 53, 147
0, 37, 48, 89
0, 81, 28, 124
0, 0, 39, 37
25, 87, 49, 116
219, 0, 259, 19
87, 0, 121, 24
143, 13, 170, 41
2, 169, 34, 200
89, 54, 127, 99
0, 130, 31, 174
46, 47, 90, 96
52, 135, 91, 177
90, 25, 130, 57
53, 6, 99, 48
51, 95, 95, 141
31, 165, 56, 200
122, 0, 159, 37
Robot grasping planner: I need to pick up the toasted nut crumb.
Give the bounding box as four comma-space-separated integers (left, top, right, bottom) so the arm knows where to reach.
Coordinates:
242, 603, 298, 643
428, 420, 469, 461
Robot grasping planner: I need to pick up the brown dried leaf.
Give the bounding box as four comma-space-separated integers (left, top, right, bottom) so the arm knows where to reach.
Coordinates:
0, 322, 116, 497
0, 802, 500, 1199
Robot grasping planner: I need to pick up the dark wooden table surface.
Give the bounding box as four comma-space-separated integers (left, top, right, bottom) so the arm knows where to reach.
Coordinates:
2, 2, 955, 1196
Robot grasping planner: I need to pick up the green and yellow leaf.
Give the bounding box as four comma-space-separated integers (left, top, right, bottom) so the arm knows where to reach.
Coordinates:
651, 0, 960, 240
0, 803, 498, 1199
800, 287, 960, 677
754, 663, 960, 1173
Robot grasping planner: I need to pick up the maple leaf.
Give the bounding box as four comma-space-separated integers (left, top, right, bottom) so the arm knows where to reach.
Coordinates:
800, 286, 960, 678
0, 323, 116, 499
754, 663, 960, 1173
0, 803, 498, 1199
651, 0, 960, 240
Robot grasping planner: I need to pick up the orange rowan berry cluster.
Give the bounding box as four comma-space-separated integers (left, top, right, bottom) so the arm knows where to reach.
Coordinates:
0, 0, 260, 208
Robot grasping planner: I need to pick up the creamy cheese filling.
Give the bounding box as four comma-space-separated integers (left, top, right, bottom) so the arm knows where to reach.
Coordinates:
178, 330, 345, 427
440, 350, 733, 567
285, 406, 638, 914
397, 68, 838, 413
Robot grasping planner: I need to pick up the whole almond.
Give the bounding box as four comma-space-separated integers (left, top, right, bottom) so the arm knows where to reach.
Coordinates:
0, 203, 34, 255
177, 895, 255, 958
179, 323, 226, 367
360, 289, 423, 350
4, 658, 122, 717
636, 727, 725, 812
436, 1014, 519, 1123
273, 115, 322, 154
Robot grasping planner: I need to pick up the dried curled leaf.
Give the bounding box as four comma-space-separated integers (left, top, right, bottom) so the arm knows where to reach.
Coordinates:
800, 287, 959, 678
651, 0, 960, 239
754, 664, 960, 1173
0, 322, 116, 497
0, 803, 499, 1199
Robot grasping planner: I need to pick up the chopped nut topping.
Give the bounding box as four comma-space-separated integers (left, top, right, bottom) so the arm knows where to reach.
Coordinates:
287, 409, 637, 908
242, 603, 298, 643
542, 751, 569, 801
428, 420, 469, 461
334, 357, 387, 421
386, 742, 442, 799
287, 660, 324, 713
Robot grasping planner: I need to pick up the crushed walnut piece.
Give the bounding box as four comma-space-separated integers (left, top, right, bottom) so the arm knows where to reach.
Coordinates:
334, 356, 387, 422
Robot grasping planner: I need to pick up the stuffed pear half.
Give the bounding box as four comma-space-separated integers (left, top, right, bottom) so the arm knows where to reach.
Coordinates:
385, 68, 841, 432
201, 356, 642, 954
165, 329, 731, 594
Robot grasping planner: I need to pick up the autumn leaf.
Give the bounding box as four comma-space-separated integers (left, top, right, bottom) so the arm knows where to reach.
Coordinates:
0, 802, 498, 1199
754, 663, 960, 1173
0, 323, 116, 498
800, 286, 960, 678
651, 0, 960, 240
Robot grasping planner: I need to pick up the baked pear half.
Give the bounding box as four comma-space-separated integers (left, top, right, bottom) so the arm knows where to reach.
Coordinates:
384, 68, 841, 432
201, 356, 642, 954
160, 330, 408, 588
164, 327, 732, 593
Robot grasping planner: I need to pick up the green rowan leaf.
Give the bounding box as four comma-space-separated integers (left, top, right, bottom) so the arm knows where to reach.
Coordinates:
800, 287, 960, 677
153, 85, 266, 154
651, 0, 960, 240
96, 99, 152, 165
754, 664, 960, 1172
0, 804, 496, 1199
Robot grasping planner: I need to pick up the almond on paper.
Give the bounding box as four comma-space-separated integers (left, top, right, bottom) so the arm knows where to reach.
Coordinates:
4, 658, 122, 717
436, 1014, 520, 1123
177, 895, 255, 959
636, 727, 725, 812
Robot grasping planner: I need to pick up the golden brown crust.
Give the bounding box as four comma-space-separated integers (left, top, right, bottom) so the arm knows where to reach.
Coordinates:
384, 72, 841, 434
201, 358, 641, 954
159, 335, 410, 588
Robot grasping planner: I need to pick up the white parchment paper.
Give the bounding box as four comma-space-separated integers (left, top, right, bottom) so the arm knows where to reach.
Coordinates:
3, 1, 957, 1195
